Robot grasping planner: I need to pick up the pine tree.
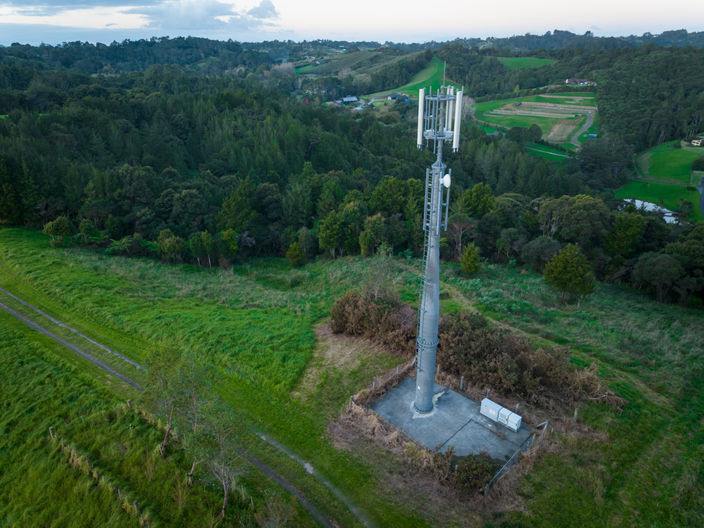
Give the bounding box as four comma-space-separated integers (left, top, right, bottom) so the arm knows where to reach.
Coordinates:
460, 242, 481, 276
543, 244, 595, 302
285, 241, 306, 267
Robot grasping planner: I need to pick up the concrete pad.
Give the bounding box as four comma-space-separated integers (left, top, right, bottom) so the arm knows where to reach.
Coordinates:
371, 377, 532, 462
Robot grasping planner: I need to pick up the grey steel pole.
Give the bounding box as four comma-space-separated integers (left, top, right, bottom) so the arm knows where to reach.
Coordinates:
414, 89, 447, 414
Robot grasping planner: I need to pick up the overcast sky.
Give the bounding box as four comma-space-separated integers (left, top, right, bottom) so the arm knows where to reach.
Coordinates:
0, 0, 702, 45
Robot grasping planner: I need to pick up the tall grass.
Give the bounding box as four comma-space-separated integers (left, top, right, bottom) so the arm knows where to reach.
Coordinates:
0, 227, 426, 527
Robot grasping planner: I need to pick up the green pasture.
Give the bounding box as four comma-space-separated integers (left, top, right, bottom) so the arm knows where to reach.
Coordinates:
2, 226, 703, 527
0, 228, 423, 528
496, 57, 557, 70
636, 141, 702, 184
615, 180, 703, 221
295, 64, 315, 74
366, 56, 460, 99
0, 311, 300, 528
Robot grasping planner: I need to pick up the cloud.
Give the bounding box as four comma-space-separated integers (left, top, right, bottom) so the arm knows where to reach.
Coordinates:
5, 0, 148, 17
131, 0, 242, 30
247, 0, 277, 19
0, 0, 281, 30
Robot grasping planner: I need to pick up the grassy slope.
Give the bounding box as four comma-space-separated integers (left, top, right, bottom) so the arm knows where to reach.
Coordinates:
524, 142, 570, 163
0, 311, 269, 527
0, 228, 424, 528
2, 227, 702, 527
365, 56, 461, 99
438, 261, 703, 528
497, 57, 557, 70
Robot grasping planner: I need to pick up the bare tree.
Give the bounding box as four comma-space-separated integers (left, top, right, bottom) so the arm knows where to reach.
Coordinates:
254, 490, 296, 528
176, 353, 213, 484
197, 396, 246, 519
143, 345, 183, 455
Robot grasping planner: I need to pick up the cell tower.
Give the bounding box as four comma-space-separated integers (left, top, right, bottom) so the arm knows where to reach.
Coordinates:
414, 85, 463, 414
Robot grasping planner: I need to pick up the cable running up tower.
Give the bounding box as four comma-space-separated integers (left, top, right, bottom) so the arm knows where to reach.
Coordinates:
414, 85, 463, 414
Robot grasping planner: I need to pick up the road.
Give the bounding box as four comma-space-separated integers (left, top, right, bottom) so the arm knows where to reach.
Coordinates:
569, 110, 595, 147
0, 286, 374, 528
697, 175, 704, 216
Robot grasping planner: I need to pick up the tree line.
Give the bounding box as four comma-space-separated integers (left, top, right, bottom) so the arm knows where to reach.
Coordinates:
0, 45, 702, 306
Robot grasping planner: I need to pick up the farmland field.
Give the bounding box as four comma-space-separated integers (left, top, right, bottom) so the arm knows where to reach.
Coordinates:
496, 57, 557, 70
473, 92, 597, 148
1, 226, 703, 527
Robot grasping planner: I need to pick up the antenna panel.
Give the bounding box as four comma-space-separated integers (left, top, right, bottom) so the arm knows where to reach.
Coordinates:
416, 88, 425, 148
452, 90, 463, 152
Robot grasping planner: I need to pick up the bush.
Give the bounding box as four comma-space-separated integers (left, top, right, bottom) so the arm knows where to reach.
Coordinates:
285, 241, 306, 267
693, 155, 704, 172
454, 454, 497, 494
543, 244, 595, 302
460, 243, 481, 276
438, 311, 604, 404
521, 235, 561, 272
329, 287, 415, 355
330, 295, 606, 404
43, 216, 73, 247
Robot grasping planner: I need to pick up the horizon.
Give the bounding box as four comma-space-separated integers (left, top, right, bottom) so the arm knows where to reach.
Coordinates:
0, 0, 702, 46
0, 27, 701, 48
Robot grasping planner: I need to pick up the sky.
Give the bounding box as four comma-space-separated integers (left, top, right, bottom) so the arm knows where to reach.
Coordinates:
0, 0, 702, 46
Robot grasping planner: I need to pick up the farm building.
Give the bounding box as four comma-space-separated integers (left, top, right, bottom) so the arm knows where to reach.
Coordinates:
691, 137, 704, 147
342, 95, 359, 104
565, 78, 596, 86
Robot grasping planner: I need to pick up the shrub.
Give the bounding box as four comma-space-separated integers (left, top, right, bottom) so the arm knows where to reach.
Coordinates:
329, 287, 415, 355
285, 241, 306, 267
460, 243, 481, 276
543, 244, 595, 302
43, 216, 73, 247
454, 454, 496, 494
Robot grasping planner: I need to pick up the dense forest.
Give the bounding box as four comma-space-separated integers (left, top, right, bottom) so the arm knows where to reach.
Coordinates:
0, 36, 702, 307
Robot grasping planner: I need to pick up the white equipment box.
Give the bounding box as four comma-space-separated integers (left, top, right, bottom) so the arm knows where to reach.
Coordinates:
480, 398, 522, 432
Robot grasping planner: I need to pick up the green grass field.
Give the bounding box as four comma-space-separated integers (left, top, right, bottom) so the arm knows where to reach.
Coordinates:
525, 142, 571, 163
1, 227, 702, 527
295, 64, 315, 74
636, 141, 702, 184
0, 311, 293, 527
614, 180, 703, 221
366, 56, 461, 99
0, 228, 423, 528
496, 57, 557, 70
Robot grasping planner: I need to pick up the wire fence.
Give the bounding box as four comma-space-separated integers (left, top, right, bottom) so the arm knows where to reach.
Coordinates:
484, 431, 535, 493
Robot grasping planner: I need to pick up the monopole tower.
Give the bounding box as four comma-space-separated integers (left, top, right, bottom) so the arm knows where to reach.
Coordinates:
414, 85, 463, 414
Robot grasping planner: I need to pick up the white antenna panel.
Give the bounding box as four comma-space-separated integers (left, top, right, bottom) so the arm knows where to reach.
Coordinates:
452, 90, 463, 152
416, 88, 425, 148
